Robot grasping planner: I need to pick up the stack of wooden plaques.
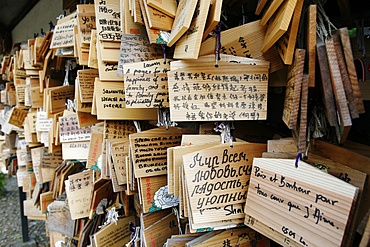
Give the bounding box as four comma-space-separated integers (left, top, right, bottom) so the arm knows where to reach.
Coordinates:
1, 0, 369, 246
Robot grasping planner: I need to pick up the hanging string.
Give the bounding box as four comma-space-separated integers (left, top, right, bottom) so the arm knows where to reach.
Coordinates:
104, 207, 119, 225
214, 122, 233, 147
65, 99, 76, 112
295, 153, 302, 168
133, 121, 141, 133
161, 45, 167, 64
173, 207, 183, 235
126, 226, 140, 247
214, 23, 221, 67
308, 106, 327, 139
63, 59, 77, 86
157, 108, 177, 129
313, 0, 337, 41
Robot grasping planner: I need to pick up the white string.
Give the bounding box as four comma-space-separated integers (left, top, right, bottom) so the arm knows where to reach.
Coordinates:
214, 122, 232, 146
133, 121, 141, 133
105, 207, 119, 225
125, 226, 140, 247
172, 207, 183, 235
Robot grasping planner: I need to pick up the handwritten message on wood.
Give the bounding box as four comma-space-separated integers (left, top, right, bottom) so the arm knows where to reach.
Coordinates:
130, 128, 182, 177
50, 18, 76, 49
117, 34, 163, 76
168, 63, 269, 121
94, 80, 157, 120
183, 143, 266, 225
36, 111, 52, 132
110, 139, 130, 185
8, 107, 28, 128
42, 147, 63, 168
59, 115, 91, 142
122, 59, 170, 108
65, 170, 94, 219
49, 86, 75, 114
77, 12, 96, 45
245, 158, 358, 247
78, 69, 99, 103
62, 141, 90, 160
95, 0, 122, 41
144, 3, 173, 31
94, 216, 135, 246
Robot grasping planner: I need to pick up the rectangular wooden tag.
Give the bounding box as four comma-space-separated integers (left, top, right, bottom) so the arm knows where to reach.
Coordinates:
143, 212, 179, 247
317, 44, 339, 128
139, 175, 168, 213
88, 30, 99, 69
62, 141, 90, 160
50, 18, 76, 49
282, 49, 305, 129
96, 40, 121, 81
245, 158, 358, 247
78, 69, 99, 103
144, 2, 174, 31
130, 128, 182, 177
338, 27, 365, 113
261, 0, 297, 53
325, 37, 352, 144
306, 4, 317, 87
110, 139, 130, 184
123, 59, 170, 108
59, 114, 92, 142
93, 216, 135, 246
8, 107, 28, 128
117, 34, 164, 76
333, 32, 359, 119
95, 0, 122, 42
65, 170, 94, 219
293, 74, 309, 153
94, 79, 157, 120
48, 86, 75, 114
173, 0, 210, 59
77, 11, 96, 45
168, 63, 269, 121
167, 0, 199, 47
183, 143, 266, 223
276, 0, 304, 65
202, 0, 222, 41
